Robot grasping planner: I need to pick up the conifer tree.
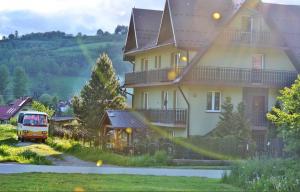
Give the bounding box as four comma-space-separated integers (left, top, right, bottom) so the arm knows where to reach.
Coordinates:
0, 65, 9, 95
13, 66, 28, 98
233, 102, 251, 141
213, 97, 234, 137
73, 53, 126, 144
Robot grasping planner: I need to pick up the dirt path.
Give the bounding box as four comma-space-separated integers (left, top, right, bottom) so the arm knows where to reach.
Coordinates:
46, 155, 98, 167
15, 142, 112, 167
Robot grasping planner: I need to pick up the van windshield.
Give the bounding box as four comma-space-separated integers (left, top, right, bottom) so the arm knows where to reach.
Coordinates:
23, 114, 48, 126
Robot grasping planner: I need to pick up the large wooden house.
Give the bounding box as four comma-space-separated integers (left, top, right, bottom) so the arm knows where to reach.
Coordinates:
102, 0, 300, 150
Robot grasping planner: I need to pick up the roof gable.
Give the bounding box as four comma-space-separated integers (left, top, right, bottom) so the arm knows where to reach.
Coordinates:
168, 0, 236, 49
156, 0, 176, 46
124, 14, 138, 53
259, 3, 300, 72
124, 8, 163, 55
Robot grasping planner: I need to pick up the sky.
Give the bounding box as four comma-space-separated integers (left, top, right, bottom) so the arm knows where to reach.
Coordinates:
0, 0, 300, 37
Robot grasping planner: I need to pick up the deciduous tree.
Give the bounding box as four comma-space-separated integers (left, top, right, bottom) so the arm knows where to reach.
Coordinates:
267, 76, 300, 156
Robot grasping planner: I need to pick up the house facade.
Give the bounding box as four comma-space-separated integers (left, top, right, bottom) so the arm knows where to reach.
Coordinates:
121, 0, 300, 148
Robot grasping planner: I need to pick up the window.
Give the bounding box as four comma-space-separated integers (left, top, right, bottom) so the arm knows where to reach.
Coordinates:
141, 92, 149, 109
206, 92, 221, 112
161, 91, 169, 110
252, 54, 264, 70
241, 16, 253, 32
171, 52, 180, 68
155, 56, 162, 69
173, 90, 179, 109
141, 58, 148, 71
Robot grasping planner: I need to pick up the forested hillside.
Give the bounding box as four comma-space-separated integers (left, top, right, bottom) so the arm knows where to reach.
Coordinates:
0, 31, 131, 102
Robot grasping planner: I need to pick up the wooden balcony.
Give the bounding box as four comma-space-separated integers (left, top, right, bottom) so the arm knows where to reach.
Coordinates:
125, 68, 183, 86
185, 66, 298, 87
137, 109, 187, 128
219, 31, 284, 46
125, 66, 298, 88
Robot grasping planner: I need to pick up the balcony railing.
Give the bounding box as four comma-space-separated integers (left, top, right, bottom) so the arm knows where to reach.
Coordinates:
185, 66, 298, 87
219, 31, 283, 46
137, 109, 187, 127
125, 66, 298, 87
125, 68, 183, 85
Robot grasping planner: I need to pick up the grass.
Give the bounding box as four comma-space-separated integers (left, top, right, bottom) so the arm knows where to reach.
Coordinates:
47, 137, 170, 167
0, 173, 242, 192
0, 125, 59, 165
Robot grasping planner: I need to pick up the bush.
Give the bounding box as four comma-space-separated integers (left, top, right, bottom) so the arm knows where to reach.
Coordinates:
174, 136, 256, 159
223, 159, 300, 192
9, 118, 17, 126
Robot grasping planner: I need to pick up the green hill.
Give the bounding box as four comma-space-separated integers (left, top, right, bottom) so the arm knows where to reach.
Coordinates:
0, 32, 131, 100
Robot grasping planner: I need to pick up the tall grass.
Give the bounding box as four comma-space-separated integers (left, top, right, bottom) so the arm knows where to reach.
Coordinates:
47, 137, 170, 167
222, 159, 300, 192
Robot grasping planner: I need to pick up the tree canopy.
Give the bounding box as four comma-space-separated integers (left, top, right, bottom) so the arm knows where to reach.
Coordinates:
13, 67, 28, 99
267, 76, 300, 156
213, 97, 251, 141
0, 65, 9, 95
73, 53, 126, 142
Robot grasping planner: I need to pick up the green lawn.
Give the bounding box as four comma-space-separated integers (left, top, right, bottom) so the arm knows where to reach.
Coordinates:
0, 173, 242, 192
0, 125, 58, 164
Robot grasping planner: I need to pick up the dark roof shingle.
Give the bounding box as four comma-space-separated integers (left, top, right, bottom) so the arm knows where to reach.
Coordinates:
104, 110, 148, 129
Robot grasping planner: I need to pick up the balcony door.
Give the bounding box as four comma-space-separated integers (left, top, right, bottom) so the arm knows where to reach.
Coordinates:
243, 88, 268, 127
251, 54, 264, 83
252, 96, 266, 126
141, 92, 149, 110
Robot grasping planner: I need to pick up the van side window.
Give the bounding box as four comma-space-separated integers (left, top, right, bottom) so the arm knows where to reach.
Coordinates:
18, 113, 24, 123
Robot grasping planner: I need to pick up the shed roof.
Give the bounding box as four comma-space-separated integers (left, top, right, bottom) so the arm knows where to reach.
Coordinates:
102, 110, 148, 129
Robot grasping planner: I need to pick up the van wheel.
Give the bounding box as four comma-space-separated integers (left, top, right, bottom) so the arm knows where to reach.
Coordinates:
21, 138, 24, 142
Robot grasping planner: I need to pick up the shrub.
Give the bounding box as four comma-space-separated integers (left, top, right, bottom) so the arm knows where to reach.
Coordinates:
9, 118, 17, 126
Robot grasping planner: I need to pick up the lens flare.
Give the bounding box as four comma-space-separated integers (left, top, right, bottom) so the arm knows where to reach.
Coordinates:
73, 187, 85, 192
96, 160, 103, 167
212, 12, 221, 20
168, 70, 177, 81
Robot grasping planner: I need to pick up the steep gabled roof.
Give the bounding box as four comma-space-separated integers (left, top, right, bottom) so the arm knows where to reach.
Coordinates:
168, 0, 236, 49
259, 3, 300, 71
0, 97, 32, 120
124, 8, 163, 55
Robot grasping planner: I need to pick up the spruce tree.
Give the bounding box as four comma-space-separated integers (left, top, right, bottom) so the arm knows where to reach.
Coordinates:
13, 67, 28, 98
213, 97, 234, 137
233, 102, 251, 141
73, 53, 126, 144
